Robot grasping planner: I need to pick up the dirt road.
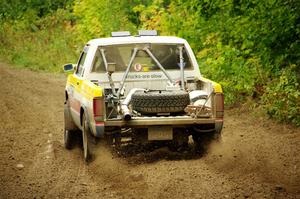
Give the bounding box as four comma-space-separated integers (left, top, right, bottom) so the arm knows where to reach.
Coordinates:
0, 63, 299, 199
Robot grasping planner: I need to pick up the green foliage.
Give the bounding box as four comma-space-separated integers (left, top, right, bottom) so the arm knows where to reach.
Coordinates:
0, 10, 78, 72
197, 34, 258, 104
263, 67, 300, 126
73, 0, 142, 40
0, 0, 299, 125
0, 0, 73, 20
132, 0, 300, 125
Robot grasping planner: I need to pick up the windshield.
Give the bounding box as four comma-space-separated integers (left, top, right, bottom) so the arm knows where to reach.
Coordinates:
91, 44, 193, 73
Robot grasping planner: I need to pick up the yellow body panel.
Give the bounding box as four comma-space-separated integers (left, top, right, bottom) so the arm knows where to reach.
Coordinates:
66, 75, 103, 100
200, 77, 223, 93
82, 81, 103, 99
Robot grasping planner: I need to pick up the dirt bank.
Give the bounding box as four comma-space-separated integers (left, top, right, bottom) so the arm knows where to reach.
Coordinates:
0, 63, 299, 199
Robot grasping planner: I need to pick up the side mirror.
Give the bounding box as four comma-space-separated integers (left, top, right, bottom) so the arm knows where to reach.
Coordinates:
63, 64, 75, 73
107, 63, 116, 74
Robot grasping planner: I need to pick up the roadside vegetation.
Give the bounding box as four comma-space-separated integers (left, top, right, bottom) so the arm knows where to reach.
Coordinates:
0, 0, 299, 126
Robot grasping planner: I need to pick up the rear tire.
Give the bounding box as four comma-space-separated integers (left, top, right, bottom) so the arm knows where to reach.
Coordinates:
169, 128, 189, 152
64, 100, 77, 149
192, 130, 221, 153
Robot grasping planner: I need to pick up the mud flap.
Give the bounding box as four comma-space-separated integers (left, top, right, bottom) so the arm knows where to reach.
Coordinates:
215, 120, 223, 134
81, 105, 104, 138
95, 123, 105, 137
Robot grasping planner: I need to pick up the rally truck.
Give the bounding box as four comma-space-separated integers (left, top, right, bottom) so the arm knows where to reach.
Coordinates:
63, 30, 224, 162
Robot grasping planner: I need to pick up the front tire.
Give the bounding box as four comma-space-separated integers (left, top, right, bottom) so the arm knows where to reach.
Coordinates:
64, 129, 74, 149
82, 113, 95, 162
64, 100, 76, 149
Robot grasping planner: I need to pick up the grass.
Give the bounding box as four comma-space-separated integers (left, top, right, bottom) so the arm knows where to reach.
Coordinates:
0, 22, 80, 73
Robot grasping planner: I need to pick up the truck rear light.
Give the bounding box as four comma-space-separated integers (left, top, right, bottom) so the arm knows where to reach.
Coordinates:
93, 97, 103, 118
215, 93, 224, 118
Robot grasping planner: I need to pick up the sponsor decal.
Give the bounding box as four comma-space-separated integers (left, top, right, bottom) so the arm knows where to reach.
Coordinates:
134, 63, 142, 72
127, 74, 163, 79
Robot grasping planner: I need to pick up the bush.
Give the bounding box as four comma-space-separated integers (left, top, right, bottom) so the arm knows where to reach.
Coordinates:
263, 67, 300, 126
0, 10, 79, 72
197, 34, 258, 104
0, 0, 299, 126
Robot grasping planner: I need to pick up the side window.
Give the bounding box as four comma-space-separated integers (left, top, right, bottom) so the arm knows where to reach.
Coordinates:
91, 49, 106, 72
76, 46, 89, 76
